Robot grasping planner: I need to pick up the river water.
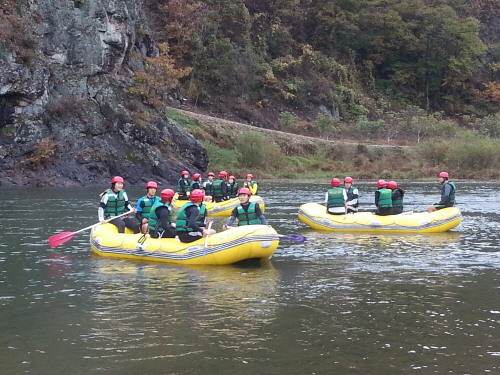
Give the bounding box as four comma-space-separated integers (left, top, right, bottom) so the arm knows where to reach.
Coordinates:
1, 181, 500, 375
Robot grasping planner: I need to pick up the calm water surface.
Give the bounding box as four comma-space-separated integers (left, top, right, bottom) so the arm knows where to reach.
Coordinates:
1, 181, 500, 375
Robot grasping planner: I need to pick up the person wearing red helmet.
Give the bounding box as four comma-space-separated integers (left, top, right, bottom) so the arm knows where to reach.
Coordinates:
190, 173, 202, 191
243, 173, 258, 195
202, 172, 215, 202
136, 181, 161, 233
176, 189, 216, 243
343, 177, 359, 214
387, 181, 405, 214
212, 171, 230, 202
177, 170, 191, 201
374, 180, 393, 216
98, 176, 139, 233
223, 188, 268, 230
148, 189, 177, 238
324, 178, 347, 215
428, 172, 456, 212
227, 175, 239, 198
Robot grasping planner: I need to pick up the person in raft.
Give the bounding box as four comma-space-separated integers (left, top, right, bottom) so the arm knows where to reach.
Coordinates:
427, 171, 456, 213
190, 173, 202, 191
343, 176, 359, 214
148, 189, 177, 239
243, 173, 258, 195
374, 179, 393, 216
176, 170, 191, 200
325, 178, 347, 215
202, 172, 215, 202
98, 176, 139, 233
388, 180, 405, 214
212, 171, 230, 202
136, 181, 160, 233
176, 189, 216, 243
222, 188, 268, 230
227, 175, 239, 198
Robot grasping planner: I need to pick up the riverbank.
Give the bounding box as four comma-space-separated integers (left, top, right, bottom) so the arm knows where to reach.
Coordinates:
166, 108, 500, 181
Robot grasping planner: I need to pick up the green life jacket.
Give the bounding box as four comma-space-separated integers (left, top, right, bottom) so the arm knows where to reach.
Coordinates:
176, 203, 207, 232
204, 181, 214, 196
177, 178, 189, 195
327, 188, 345, 208
227, 182, 239, 197
104, 190, 126, 217
377, 188, 393, 209
346, 186, 359, 207
212, 179, 225, 198
443, 181, 456, 206
237, 202, 260, 226
138, 195, 159, 218
391, 189, 404, 209
148, 201, 172, 231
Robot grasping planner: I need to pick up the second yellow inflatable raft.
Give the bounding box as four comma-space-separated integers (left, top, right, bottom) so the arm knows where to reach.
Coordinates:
298, 203, 462, 233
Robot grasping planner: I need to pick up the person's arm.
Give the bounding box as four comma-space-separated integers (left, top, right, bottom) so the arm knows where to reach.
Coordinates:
250, 183, 258, 195
223, 208, 238, 229
255, 204, 268, 225
98, 194, 108, 221
122, 191, 135, 212
324, 192, 329, 208
157, 206, 170, 230
222, 182, 229, 200
437, 184, 452, 205
136, 199, 145, 221
346, 188, 359, 207
375, 191, 380, 206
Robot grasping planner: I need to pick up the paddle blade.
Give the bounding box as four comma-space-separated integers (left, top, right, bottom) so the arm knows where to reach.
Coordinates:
281, 234, 307, 244
48, 231, 76, 248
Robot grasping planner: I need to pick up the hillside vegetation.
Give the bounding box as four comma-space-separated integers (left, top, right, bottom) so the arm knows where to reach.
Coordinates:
134, 0, 500, 179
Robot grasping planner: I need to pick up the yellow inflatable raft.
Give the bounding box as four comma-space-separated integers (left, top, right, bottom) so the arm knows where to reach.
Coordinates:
298, 203, 462, 233
171, 195, 265, 217
90, 223, 279, 265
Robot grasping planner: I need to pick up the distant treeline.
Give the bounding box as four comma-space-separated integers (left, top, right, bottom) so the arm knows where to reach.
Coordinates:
139, 0, 500, 122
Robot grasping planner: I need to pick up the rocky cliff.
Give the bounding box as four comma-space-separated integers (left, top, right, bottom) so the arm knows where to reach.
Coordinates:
0, 0, 208, 187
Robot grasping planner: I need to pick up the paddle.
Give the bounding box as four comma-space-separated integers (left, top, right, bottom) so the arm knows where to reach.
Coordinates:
48, 210, 134, 248
279, 234, 308, 244
202, 220, 213, 258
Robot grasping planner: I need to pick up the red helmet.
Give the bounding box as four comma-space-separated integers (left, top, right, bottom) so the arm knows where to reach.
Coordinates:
377, 179, 387, 188
111, 176, 124, 184
160, 189, 175, 200
219, 171, 228, 178
145, 181, 158, 189
238, 187, 252, 196
192, 173, 201, 181
180, 170, 189, 176
387, 181, 398, 190
190, 189, 205, 202
331, 178, 341, 187
344, 176, 353, 183
207, 172, 215, 177
246, 173, 253, 178
438, 171, 449, 178
229, 175, 235, 180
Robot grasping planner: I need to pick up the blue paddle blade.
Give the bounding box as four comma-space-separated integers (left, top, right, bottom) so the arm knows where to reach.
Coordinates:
281, 234, 307, 244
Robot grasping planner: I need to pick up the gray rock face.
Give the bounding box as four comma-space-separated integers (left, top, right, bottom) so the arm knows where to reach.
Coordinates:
0, 0, 208, 187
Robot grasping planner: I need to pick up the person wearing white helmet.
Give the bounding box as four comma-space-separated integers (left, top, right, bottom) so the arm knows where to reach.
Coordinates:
428, 172, 456, 212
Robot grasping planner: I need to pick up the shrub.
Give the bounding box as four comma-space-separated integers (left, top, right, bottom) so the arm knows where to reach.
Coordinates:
279, 111, 299, 132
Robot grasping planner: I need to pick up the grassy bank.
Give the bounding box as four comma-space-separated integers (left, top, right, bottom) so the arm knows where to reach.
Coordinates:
166, 109, 500, 181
